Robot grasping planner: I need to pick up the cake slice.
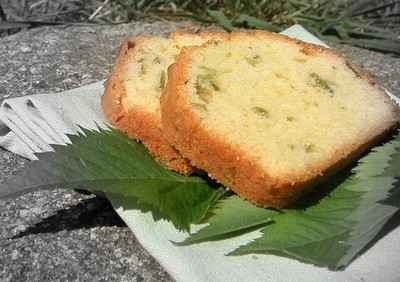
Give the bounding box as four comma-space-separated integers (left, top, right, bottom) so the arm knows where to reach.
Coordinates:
102, 31, 227, 174
161, 30, 400, 207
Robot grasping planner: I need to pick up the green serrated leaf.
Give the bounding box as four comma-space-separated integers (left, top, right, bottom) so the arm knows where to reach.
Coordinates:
353, 138, 400, 178
0, 127, 225, 231
178, 196, 280, 245
230, 133, 400, 269
179, 133, 400, 269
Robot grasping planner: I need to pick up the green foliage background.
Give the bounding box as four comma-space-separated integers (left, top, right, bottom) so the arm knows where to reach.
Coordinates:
112, 0, 400, 54
1, 0, 399, 53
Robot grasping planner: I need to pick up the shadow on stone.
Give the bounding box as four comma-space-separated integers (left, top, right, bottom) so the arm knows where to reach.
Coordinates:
12, 196, 126, 239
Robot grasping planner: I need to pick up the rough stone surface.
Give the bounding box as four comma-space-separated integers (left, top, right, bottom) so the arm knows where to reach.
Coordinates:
0, 21, 399, 282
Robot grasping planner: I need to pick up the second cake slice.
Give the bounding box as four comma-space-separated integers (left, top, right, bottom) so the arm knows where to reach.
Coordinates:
161, 31, 399, 207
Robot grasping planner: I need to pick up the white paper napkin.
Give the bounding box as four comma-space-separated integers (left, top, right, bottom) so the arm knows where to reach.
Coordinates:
1, 25, 400, 282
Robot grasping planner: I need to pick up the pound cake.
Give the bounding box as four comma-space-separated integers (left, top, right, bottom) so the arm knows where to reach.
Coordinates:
102, 31, 227, 174
161, 30, 400, 207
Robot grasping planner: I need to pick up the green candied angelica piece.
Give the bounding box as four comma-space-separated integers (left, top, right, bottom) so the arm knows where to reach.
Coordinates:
310, 73, 334, 95
252, 106, 269, 118
304, 142, 316, 153
245, 54, 261, 66
159, 70, 166, 89
195, 67, 220, 103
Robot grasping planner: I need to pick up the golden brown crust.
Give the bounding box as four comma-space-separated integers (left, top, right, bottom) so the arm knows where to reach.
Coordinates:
102, 37, 194, 175
161, 30, 400, 208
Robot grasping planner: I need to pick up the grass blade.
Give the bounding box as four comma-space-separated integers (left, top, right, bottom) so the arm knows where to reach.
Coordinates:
207, 9, 234, 31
